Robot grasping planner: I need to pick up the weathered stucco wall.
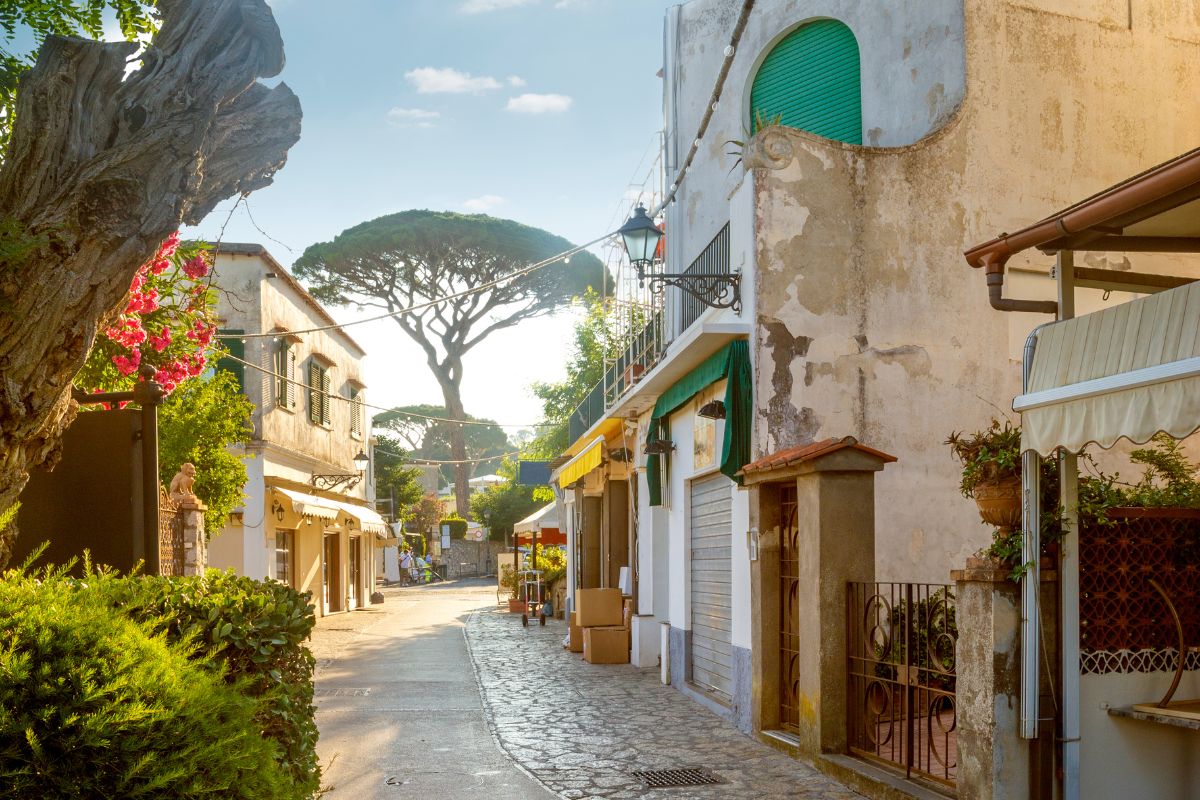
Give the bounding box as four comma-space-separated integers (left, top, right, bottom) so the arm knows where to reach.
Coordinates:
744, 0, 1200, 583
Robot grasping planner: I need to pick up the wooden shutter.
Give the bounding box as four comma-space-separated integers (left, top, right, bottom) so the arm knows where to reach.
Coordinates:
275, 341, 288, 407
320, 369, 331, 425
749, 19, 862, 144
308, 361, 321, 423
349, 387, 363, 437
286, 348, 297, 408
217, 329, 245, 391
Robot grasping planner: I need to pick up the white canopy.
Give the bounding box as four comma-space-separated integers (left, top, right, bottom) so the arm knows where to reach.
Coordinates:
272, 487, 339, 520
514, 502, 558, 534
1015, 280, 1200, 456
468, 473, 507, 487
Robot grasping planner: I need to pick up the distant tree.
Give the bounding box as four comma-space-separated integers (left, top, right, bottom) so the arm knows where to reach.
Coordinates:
409, 493, 444, 553
374, 405, 510, 485
528, 288, 626, 456
294, 211, 608, 516
157, 372, 254, 538
469, 459, 544, 543
0, 0, 301, 566
373, 434, 426, 523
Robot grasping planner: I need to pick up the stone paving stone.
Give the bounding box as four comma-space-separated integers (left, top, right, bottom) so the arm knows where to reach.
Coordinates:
466, 607, 864, 799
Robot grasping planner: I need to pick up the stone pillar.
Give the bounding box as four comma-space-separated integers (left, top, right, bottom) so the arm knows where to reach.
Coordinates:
952, 556, 1027, 800
742, 439, 895, 757
179, 499, 208, 577
792, 453, 883, 756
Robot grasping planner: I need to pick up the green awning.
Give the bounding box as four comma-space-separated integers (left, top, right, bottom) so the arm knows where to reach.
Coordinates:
647, 340, 752, 505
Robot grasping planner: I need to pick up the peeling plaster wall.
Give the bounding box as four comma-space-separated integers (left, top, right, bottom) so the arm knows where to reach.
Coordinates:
665, 0, 1200, 588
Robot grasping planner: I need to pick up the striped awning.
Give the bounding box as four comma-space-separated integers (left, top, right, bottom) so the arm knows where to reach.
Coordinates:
557, 436, 605, 487
1015, 281, 1200, 456
272, 487, 339, 520
330, 500, 389, 537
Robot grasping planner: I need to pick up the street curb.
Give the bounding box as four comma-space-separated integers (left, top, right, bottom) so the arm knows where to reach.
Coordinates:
461, 608, 561, 799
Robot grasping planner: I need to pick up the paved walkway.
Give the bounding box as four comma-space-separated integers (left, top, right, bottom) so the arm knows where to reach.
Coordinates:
466, 599, 863, 799
311, 580, 553, 799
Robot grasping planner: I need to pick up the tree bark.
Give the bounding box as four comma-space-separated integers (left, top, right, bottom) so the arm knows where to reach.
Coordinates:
434, 362, 471, 519
0, 0, 302, 566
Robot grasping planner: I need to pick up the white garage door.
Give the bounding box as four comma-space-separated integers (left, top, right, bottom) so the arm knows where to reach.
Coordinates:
689, 472, 733, 701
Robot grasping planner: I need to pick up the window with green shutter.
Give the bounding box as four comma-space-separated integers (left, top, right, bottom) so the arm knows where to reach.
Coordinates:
349, 385, 364, 438
308, 360, 330, 425
216, 329, 245, 391
750, 19, 862, 145
275, 339, 297, 409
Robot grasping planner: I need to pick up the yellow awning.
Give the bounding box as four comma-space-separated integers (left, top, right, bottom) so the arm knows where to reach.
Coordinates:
1015, 281, 1200, 456
272, 487, 339, 521
557, 436, 605, 487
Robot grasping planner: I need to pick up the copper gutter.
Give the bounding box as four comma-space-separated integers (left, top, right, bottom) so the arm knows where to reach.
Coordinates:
964, 147, 1200, 313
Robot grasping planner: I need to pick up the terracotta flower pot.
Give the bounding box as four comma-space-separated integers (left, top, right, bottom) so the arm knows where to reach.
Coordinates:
508, 599, 528, 614
972, 477, 1023, 530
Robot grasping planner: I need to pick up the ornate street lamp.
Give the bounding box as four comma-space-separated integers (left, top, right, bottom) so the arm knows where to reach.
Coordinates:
312, 450, 370, 491
617, 204, 741, 312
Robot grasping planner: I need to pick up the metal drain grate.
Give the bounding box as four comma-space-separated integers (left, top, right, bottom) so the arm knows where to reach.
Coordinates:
631, 767, 724, 789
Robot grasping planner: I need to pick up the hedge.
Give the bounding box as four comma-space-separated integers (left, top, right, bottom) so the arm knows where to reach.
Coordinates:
439, 517, 469, 540
0, 566, 320, 798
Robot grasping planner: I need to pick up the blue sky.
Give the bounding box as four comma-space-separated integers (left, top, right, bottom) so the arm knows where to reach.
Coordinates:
184, 0, 678, 433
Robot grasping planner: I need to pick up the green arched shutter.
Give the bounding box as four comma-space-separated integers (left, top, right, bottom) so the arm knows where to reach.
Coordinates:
750, 19, 862, 145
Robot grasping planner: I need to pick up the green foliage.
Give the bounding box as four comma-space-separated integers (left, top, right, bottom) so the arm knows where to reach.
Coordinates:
157, 371, 255, 537
1122, 434, 1200, 509
528, 288, 629, 456
468, 459, 543, 542
0, 1, 157, 157
375, 406, 509, 485
374, 434, 426, 522
96, 570, 320, 796
499, 563, 518, 600
408, 493, 443, 539
945, 418, 1022, 498
528, 543, 566, 585
439, 516, 468, 540
0, 566, 307, 799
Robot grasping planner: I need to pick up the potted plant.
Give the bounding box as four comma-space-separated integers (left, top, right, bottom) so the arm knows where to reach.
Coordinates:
499, 565, 526, 613
946, 419, 1023, 532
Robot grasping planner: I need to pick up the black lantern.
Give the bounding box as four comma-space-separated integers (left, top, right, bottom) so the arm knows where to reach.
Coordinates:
353, 450, 370, 472
617, 204, 740, 312
617, 204, 664, 280
312, 449, 371, 492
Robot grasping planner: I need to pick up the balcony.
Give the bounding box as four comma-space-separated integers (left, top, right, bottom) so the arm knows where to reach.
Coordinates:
567, 310, 664, 445
675, 222, 731, 334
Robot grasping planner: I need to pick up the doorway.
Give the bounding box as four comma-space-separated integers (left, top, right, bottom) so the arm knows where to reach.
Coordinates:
323, 533, 341, 614
349, 535, 361, 609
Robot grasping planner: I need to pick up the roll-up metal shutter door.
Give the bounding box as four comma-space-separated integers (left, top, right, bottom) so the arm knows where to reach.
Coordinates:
689, 472, 733, 700
749, 19, 862, 144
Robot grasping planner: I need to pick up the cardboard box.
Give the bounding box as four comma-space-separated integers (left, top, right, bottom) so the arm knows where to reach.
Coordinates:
575, 588, 624, 628
583, 625, 629, 664
568, 612, 583, 653
622, 598, 633, 630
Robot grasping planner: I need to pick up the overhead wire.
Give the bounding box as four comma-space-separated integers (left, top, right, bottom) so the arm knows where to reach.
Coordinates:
218, 352, 552, 428
375, 446, 522, 465
215, 230, 616, 341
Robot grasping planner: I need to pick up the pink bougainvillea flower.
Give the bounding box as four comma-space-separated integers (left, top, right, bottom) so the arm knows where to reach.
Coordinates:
182, 255, 210, 279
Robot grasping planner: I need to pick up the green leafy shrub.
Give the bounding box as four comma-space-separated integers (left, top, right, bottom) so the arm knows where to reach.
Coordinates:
96, 570, 320, 796
440, 516, 469, 540
0, 567, 297, 799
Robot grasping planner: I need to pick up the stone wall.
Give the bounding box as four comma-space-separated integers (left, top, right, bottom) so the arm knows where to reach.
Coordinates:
443, 539, 505, 579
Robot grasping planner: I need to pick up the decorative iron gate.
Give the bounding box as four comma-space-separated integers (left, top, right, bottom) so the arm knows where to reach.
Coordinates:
158, 486, 184, 576
778, 485, 802, 733
847, 582, 958, 789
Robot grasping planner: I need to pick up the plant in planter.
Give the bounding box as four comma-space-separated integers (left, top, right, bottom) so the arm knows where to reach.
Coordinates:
946, 419, 1023, 532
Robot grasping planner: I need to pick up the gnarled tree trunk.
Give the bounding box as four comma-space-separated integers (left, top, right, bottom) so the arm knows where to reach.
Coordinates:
0, 0, 302, 566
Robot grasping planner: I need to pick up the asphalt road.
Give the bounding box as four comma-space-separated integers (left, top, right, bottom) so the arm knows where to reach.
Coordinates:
312, 579, 553, 799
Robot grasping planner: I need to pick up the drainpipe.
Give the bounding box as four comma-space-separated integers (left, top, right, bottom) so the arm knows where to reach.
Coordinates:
985, 256, 1058, 315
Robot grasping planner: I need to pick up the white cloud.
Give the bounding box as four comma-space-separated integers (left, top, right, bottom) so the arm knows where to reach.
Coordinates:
554, 0, 589, 7
463, 195, 507, 212
460, 0, 536, 13
405, 67, 502, 94
507, 75, 527, 87
505, 93, 573, 114
387, 107, 440, 128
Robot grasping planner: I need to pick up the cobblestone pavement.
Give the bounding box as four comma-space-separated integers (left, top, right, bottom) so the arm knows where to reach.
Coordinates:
466, 603, 863, 800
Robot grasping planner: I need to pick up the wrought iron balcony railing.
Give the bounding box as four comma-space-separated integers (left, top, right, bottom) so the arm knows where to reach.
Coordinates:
676, 222, 731, 334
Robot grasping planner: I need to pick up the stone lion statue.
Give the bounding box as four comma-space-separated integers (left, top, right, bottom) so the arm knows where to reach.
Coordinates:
169, 462, 198, 503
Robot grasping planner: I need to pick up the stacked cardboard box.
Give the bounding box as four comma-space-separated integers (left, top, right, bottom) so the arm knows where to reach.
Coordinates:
573, 588, 631, 665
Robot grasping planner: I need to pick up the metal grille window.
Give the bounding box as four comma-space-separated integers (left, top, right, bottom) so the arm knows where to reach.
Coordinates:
275, 339, 297, 409
349, 386, 364, 438
308, 360, 331, 425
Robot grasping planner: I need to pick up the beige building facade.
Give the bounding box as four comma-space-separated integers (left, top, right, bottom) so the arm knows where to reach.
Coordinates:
208, 244, 384, 617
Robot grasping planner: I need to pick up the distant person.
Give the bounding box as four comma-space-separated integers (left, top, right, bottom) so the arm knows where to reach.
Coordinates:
400, 549, 415, 585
